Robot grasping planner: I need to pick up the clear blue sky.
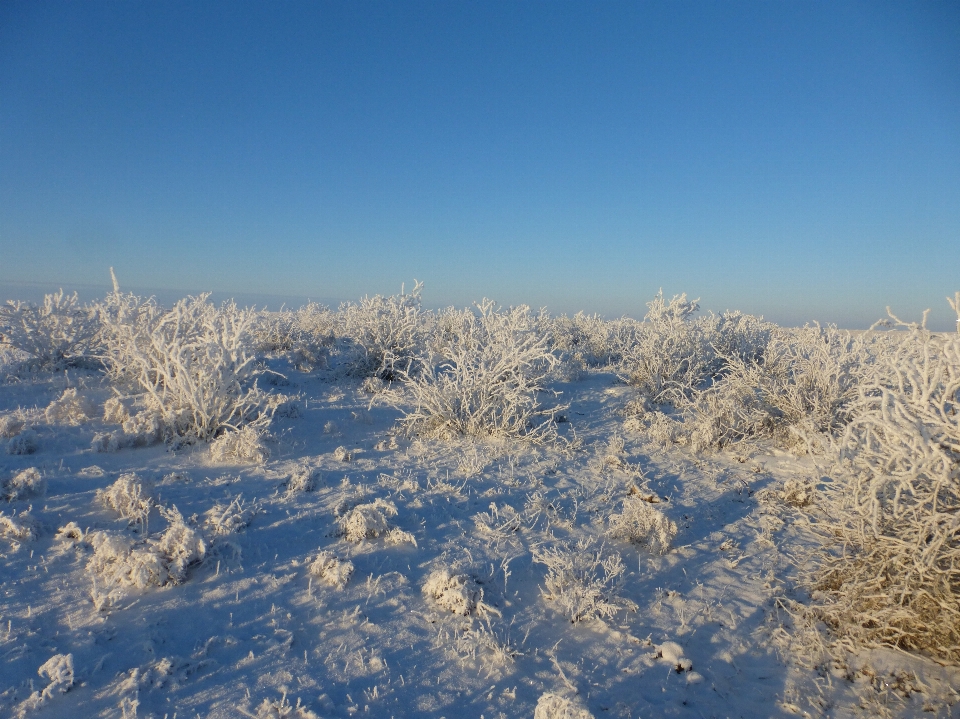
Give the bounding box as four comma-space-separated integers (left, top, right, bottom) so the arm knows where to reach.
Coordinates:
1, 1, 958, 327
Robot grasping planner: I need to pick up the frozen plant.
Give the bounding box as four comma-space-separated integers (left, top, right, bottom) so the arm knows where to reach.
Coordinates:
534, 692, 595, 719
0, 509, 39, 542
340, 281, 425, 380
332, 445, 352, 461
0, 413, 24, 437
337, 498, 416, 545
7, 428, 38, 455
808, 302, 960, 662
251, 693, 320, 719
87, 531, 169, 589
44, 387, 95, 425
309, 549, 354, 589
103, 396, 130, 424
38, 653, 75, 696
2, 467, 45, 502
98, 290, 274, 442
422, 568, 497, 617
209, 426, 270, 464
156, 505, 207, 583
400, 299, 563, 442
533, 538, 636, 623
285, 465, 320, 495
0, 290, 98, 368
203, 495, 258, 536
606, 495, 677, 554
96, 473, 155, 531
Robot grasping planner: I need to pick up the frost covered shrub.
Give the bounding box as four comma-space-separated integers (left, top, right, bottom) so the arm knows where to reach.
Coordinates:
0, 414, 24, 437
209, 426, 270, 464
2, 467, 45, 502
807, 305, 960, 661
534, 693, 595, 719
6, 428, 38, 455
102, 396, 130, 424
253, 303, 336, 370
606, 495, 677, 554
309, 549, 353, 589
0, 510, 39, 542
620, 291, 714, 408
155, 506, 206, 583
285, 465, 320, 495
98, 291, 273, 442
45, 387, 95, 425
533, 538, 635, 623
0, 290, 98, 367
252, 694, 320, 719
340, 281, 425, 379
422, 568, 494, 616
96, 473, 154, 530
684, 324, 871, 453
401, 299, 562, 442
337, 498, 416, 545
548, 311, 622, 378
203, 495, 257, 536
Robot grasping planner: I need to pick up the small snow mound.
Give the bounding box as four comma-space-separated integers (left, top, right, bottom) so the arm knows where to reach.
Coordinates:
309, 549, 354, 589
2, 467, 45, 501
658, 641, 693, 672
534, 692, 595, 719
210, 426, 270, 464
38, 653, 74, 697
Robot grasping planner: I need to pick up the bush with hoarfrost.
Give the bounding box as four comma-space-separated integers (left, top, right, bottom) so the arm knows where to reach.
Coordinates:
98, 289, 274, 442
2, 467, 45, 502
533, 538, 635, 623
203, 495, 258, 536
252, 694, 320, 719
606, 495, 677, 554
15, 653, 76, 715
0, 413, 25, 438
337, 498, 416, 545
807, 299, 960, 661
620, 291, 713, 408
340, 281, 425, 380
6, 428, 38, 455
0, 290, 98, 368
534, 692, 595, 719
209, 425, 270, 464
253, 302, 336, 371
155, 506, 207, 583
45, 387, 95, 425
96, 473, 155, 530
309, 549, 354, 589
0, 509, 39, 543
400, 299, 563, 442
422, 568, 497, 617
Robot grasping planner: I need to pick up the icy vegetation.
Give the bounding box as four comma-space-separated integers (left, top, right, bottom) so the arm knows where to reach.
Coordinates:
0, 280, 958, 717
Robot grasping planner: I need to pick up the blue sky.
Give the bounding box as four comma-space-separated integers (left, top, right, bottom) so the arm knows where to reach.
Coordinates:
1, 1, 958, 327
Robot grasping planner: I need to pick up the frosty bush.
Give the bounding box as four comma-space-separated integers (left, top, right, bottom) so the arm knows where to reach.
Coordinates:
401, 299, 562, 442
45, 387, 95, 425
606, 495, 677, 554
533, 538, 635, 623
620, 291, 714, 408
253, 302, 336, 371
534, 693, 595, 719
96, 473, 155, 531
309, 549, 354, 589
155, 506, 206, 583
337, 498, 416, 545
0, 414, 25, 437
6, 428, 38, 455
209, 426, 270, 464
422, 568, 495, 617
99, 291, 273, 442
2, 467, 45, 502
807, 304, 960, 661
203, 495, 258, 536
549, 311, 622, 378
680, 324, 872, 454
0, 290, 98, 368
0, 509, 39, 542
340, 281, 425, 379
87, 531, 170, 589
285, 465, 320, 495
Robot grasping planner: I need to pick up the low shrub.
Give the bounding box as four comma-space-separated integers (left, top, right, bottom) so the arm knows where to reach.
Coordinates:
0, 290, 99, 368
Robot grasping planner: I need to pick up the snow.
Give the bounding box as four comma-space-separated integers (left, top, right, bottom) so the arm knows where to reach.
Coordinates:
0, 328, 958, 718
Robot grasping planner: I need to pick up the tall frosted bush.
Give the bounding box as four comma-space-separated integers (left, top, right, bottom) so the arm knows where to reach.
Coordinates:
401, 299, 562, 441
99, 290, 271, 441
340, 281, 425, 379
807, 302, 960, 661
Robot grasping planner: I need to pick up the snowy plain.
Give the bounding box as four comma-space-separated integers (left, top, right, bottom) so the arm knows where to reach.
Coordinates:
0, 288, 958, 719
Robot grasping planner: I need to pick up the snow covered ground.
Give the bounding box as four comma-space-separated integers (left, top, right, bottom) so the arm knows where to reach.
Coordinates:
1, 355, 958, 719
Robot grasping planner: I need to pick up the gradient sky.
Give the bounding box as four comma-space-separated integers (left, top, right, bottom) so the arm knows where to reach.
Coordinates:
1, 1, 958, 327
